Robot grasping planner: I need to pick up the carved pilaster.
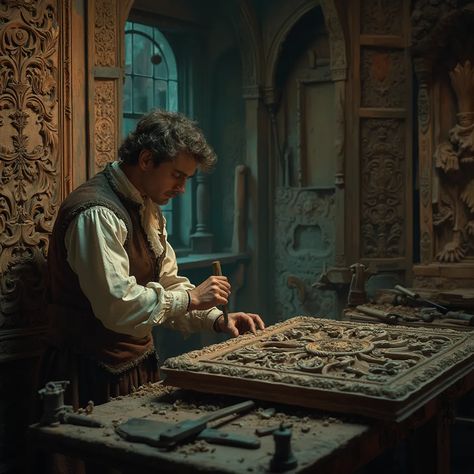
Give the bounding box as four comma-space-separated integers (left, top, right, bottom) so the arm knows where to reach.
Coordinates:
413, 56, 433, 264
190, 171, 213, 254
88, 0, 123, 175
94, 0, 117, 67
95, 80, 118, 169
360, 119, 405, 258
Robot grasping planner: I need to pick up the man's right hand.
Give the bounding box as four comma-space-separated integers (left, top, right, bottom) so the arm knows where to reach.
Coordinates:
187, 276, 231, 311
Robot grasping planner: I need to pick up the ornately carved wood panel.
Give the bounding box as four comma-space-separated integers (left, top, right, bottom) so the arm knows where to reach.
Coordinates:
161, 317, 474, 421
351, 0, 412, 273
360, 118, 406, 258
89, 0, 127, 174
412, 2, 474, 287
0, 0, 129, 360
0, 1, 61, 337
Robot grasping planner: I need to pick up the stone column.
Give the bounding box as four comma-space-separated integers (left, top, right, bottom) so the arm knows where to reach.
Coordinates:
190, 170, 214, 253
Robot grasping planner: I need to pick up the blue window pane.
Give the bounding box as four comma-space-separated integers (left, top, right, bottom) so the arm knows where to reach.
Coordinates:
123, 117, 138, 139
153, 44, 169, 80
168, 81, 178, 111
134, 22, 153, 37
154, 80, 168, 109
133, 76, 153, 113
133, 34, 153, 76
154, 29, 177, 80
123, 75, 132, 113
125, 33, 132, 74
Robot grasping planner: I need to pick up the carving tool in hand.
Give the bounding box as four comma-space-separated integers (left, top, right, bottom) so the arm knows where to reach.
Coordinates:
212, 260, 229, 327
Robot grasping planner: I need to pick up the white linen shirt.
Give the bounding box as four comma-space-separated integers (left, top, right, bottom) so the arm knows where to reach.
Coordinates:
64, 161, 222, 338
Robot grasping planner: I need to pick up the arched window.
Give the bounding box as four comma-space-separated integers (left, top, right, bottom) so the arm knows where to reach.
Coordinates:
123, 21, 178, 233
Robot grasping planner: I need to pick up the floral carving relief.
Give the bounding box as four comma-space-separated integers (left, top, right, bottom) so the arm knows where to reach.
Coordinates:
361, 48, 406, 108
95, 80, 116, 169
360, 119, 405, 258
162, 317, 474, 420
433, 61, 474, 262
94, 0, 116, 67
361, 0, 402, 36
0, 1, 59, 327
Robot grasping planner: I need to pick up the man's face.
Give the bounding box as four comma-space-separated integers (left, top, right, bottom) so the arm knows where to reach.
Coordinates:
139, 150, 198, 205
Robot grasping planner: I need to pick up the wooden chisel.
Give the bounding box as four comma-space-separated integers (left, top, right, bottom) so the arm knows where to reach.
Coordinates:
356, 305, 399, 325
212, 260, 229, 327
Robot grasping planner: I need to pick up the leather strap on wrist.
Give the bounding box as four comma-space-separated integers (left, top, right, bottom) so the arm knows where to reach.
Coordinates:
213, 314, 224, 333
185, 290, 191, 312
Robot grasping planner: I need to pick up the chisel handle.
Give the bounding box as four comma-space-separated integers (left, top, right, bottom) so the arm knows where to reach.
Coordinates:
395, 285, 419, 299
212, 260, 229, 326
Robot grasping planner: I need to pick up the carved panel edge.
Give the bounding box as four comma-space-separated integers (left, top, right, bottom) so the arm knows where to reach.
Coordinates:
162, 316, 474, 404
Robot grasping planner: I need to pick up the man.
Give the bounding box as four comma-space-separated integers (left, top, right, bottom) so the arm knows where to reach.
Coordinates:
41, 109, 264, 408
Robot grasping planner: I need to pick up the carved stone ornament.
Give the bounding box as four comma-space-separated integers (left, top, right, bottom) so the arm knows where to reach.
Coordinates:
274, 188, 336, 319
161, 317, 474, 421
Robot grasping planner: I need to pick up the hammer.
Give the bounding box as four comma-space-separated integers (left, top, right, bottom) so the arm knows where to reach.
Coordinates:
212, 260, 229, 327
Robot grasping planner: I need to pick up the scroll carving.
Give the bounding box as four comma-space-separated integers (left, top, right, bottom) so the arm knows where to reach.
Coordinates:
433, 61, 474, 262
360, 119, 405, 258
94, 0, 117, 67
94, 80, 116, 169
0, 1, 59, 327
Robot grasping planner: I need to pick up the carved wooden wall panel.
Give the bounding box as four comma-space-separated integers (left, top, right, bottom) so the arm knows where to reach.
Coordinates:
347, 0, 412, 275
360, 48, 406, 108
162, 317, 474, 421
0, 0, 62, 346
274, 188, 336, 320
412, 2, 474, 288
360, 118, 405, 258
88, 0, 126, 175
360, 0, 402, 36
95, 80, 119, 169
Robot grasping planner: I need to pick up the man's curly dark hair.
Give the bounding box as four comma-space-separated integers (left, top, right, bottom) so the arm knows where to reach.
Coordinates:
118, 109, 217, 171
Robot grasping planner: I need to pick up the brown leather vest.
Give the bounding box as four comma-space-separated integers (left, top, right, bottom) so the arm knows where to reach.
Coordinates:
46, 165, 166, 374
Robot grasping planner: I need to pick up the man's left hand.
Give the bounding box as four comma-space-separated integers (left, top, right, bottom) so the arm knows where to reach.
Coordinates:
216, 312, 265, 337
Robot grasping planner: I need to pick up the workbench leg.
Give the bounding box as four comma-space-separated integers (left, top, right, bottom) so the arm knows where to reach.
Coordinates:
407, 404, 453, 474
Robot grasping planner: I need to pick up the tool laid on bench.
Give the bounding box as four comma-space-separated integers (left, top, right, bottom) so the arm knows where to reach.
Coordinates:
356, 305, 400, 325
395, 285, 474, 325
116, 399, 259, 449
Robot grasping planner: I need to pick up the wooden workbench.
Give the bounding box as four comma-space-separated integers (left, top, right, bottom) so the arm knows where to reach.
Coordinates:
28, 371, 474, 474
